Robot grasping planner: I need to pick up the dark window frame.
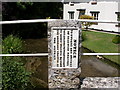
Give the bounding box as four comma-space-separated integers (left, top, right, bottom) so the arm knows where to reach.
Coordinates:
68, 11, 74, 19
115, 12, 120, 27
91, 0, 97, 5
77, 9, 86, 19
115, 12, 120, 21
90, 11, 100, 20
70, 3, 74, 6
115, 23, 120, 27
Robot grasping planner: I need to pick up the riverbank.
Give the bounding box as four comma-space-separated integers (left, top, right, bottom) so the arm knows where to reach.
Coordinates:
24, 38, 120, 77
82, 30, 120, 65
81, 47, 120, 77
23, 38, 119, 89
82, 46, 120, 70
23, 38, 48, 89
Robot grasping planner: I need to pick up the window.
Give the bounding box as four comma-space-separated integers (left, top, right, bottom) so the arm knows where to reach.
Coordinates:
69, 2, 74, 6
77, 9, 85, 19
115, 23, 120, 27
90, 11, 100, 20
68, 11, 74, 19
115, 12, 120, 27
70, 3, 74, 6
91, 0, 97, 5
115, 12, 120, 21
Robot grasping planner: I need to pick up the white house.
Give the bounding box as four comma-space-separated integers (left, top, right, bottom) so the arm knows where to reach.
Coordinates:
63, 0, 120, 32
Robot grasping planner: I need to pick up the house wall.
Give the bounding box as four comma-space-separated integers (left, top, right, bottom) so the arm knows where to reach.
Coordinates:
63, 1, 119, 32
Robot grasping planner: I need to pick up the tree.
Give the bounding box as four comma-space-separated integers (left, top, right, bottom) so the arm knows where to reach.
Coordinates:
2, 2, 63, 39
80, 15, 94, 30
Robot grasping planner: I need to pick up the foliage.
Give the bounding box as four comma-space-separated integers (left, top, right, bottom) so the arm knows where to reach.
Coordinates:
82, 32, 87, 41
17, 2, 33, 10
2, 35, 23, 54
82, 30, 119, 65
2, 2, 63, 20
112, 35, 120, 44
2, 57, 30, 90
2, 35, 31, 90
80, 15, 94, 29
2, 2, 63, 39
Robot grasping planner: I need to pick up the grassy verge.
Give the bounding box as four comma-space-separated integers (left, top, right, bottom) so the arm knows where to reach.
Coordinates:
82, 30, 119, 65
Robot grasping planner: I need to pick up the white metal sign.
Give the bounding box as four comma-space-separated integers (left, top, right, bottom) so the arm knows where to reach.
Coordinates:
51, 27, 80, 68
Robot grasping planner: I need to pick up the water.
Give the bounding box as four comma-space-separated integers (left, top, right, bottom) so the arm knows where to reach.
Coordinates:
81, 47, 120, 77
23, 38, 120, 88
23, 38, 48, 88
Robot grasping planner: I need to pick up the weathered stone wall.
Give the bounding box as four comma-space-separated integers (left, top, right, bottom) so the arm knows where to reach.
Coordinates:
48, 20, 81, 89
81, 77, 120, 88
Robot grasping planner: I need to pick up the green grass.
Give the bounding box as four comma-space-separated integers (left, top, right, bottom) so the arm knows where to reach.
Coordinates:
82, 30, 119, 65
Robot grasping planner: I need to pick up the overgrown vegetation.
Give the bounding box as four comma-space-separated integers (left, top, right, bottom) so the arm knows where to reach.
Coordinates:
2, 35, 31, 90
2, 35, 23, 54
112, 35, 120, 44
82, 30, 120, 65
2, 2, 63, 39
2, 57, 30, 90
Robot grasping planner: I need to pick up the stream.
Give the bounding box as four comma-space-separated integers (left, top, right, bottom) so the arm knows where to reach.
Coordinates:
81, 47, 119, 77
23, 38, 120, 88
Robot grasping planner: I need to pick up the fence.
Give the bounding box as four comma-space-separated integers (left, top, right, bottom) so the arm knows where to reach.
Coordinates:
0, 19, 120, 57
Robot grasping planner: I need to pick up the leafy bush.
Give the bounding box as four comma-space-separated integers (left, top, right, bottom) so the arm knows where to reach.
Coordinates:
80, 15, 94, 19
80, 15, 94, 29
2, 35, 31, 90
2, 57, 30, 90
2, 35, 23, 54
112, 35, 120, 44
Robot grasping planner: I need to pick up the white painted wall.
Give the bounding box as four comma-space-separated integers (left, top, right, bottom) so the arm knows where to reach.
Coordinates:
63, 1, 119, 32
